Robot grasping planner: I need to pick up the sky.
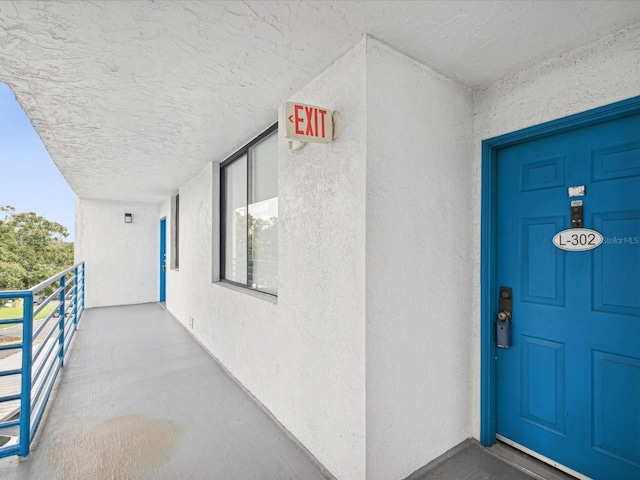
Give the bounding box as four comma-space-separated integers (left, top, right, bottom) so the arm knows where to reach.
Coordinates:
0, 83, 75, 241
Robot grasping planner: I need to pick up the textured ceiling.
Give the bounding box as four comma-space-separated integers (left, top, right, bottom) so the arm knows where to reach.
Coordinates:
1, 1, 640, 203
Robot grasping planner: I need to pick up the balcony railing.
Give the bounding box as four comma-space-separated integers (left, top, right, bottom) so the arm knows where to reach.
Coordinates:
0, 262, 85, 458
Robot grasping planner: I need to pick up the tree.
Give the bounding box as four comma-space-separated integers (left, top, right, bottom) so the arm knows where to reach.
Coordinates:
0, 205, 74, 291
247, 213, 278, 289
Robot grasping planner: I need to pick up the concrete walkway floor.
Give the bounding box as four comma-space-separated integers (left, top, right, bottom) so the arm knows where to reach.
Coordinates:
0, 303, 332, 480
411, 440, 579, 480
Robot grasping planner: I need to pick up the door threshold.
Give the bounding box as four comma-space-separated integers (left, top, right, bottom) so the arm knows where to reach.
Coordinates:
494, 435, 591, 480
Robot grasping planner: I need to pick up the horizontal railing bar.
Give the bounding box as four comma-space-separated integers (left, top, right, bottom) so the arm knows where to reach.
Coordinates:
64, 322, 74, 338
31, 357, 60, 425
63, 320, 75, 339
0, 318, 22, 326
64, 314, 76, 331
32, 322, 59, 363
31, 352, 60, 410
0, 445, 20, 457
65, 313, 75, 326
42, 287, 63, 305
32, 288, 63, 318
64, 310, 75, 325
63, 328, 75, 353
0, 419, 20, 429
28, 262, 83, 295
32, 340, 59, 386
30, 371, 57, 442
32, 306, 59, 339
0, 292, 28, 299
0, 368, 22, 378
0, 344, 21, 352
0, 394, 21, 403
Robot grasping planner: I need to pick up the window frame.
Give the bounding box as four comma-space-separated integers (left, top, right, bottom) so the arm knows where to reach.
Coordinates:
219, 122, 278, 295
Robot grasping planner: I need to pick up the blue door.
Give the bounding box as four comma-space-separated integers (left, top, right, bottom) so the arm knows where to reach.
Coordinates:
159, 217, 166, 302
495, 113, 640, 479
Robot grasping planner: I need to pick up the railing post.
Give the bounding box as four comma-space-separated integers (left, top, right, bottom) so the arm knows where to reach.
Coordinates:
58, 276, 65, 366
19, 292, 34, 457
73, 267, 78, 328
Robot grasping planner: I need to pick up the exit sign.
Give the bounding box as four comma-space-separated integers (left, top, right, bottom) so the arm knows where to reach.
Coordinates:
282, 102, 336, 143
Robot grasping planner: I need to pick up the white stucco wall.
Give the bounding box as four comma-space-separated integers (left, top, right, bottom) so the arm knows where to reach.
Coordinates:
75, 198, 160, 308
74, 24, 640, 478
365, 40, 474, 480
161, 38, 476, 480
161, 42, 367, 480
470, 23, 640, 439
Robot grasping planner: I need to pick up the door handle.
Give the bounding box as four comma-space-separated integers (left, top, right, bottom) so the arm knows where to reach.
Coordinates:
496, 286, 512, 348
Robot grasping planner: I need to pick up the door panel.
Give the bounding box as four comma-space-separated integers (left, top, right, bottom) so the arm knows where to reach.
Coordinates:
521, 216, 565, 305
520, 336, 566, 435
593, 212, 640, 315
520, 156, 565, 191
592, 351, 640, 466
496, 113, 640, 480
592, 141, 640, 181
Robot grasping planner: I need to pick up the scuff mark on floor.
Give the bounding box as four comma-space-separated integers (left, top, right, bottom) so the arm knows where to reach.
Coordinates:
44, 415, 183, 480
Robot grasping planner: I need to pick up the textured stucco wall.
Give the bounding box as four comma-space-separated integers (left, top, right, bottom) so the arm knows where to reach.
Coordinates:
365, 39, 474, 480
470, 23, 640, 439
162, 41, 367, 480
278, 41, 367, 480
72, 25, 640, 478
75, 198, 160, 308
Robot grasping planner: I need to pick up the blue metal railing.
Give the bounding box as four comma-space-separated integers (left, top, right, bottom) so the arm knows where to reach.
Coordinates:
0, 262, 85, 458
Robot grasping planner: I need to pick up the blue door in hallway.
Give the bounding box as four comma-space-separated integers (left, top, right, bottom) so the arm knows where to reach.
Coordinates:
495, 113, 640, 480
159, 217, 166, 302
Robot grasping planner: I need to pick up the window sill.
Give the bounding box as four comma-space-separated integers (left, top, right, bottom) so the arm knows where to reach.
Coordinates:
214, 281, 278, 304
